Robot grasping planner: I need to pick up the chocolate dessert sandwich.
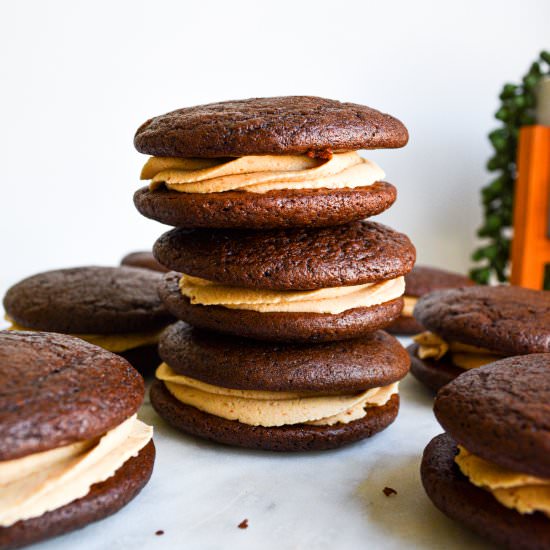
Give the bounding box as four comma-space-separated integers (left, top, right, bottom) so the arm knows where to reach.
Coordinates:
154, 221, 415, 343
407, 285, 550, 392
387, 265, 475, 335
150, 322, 409, 451
133, 96, 408, 229
3, 266, 174, 375
421, 354, 550, 549
0, 331, 155, 548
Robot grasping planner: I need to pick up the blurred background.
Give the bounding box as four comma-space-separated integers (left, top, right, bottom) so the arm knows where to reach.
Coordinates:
1, 0, 549, 294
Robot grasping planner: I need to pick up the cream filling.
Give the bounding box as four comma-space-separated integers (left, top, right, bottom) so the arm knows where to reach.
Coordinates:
0, 415, 153, 527
156, 363, 398, 428
413, 331, 503, 370
8, 320, 163, 353
455, 446, 550, 518
143, 151, 385, 194
179, 274, 405, 315
401, 295, 418, 317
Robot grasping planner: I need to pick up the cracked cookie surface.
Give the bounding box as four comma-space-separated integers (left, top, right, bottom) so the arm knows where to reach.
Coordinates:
414, 286, 550, 354
154, 221, 416, 290
134, 96, 408, 157
0, 331, 144, 460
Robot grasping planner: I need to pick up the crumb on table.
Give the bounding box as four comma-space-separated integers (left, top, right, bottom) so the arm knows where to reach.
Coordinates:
238, 519, 249, 529
383, 486, 397, 497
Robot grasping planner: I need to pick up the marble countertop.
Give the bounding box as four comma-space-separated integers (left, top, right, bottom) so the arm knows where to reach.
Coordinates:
26, 337, 494, 550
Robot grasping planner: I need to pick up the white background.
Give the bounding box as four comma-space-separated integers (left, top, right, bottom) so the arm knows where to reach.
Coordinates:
1, 0, 549, 295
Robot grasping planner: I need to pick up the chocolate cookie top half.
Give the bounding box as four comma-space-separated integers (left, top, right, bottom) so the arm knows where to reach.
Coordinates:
405, 265, 475, 297
134, 96, 408, 158
154, 221, 416, 291
159, 322, 410, 393
3, 266, 173, 334
434, 354, 550, 478
414, 285, 550, 354
121, 251, 169, 273
0, 331, 144, 461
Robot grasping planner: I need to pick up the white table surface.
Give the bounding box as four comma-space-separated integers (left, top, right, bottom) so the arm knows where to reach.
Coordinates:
15, 335, 495, 550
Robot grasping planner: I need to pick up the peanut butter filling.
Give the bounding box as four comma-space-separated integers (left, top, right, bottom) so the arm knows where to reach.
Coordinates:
455, 446, 550, 518
413, 331, 504, 370
143, 151, 385, 194
179, 274, 405, 315
156, 363, 398, 428
400, 295, 418, 317
0, 415, 153, 527
8, 320, 163, 353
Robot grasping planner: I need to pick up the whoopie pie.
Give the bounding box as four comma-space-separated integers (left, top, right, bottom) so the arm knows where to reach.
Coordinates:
3, 266, 174, 375
133, 96, 408, 229
421, 355, 550, 549
407, 285, 550, 392
150, 322, 409, 451
154, 221, 415, 343
0, 331, 155, 548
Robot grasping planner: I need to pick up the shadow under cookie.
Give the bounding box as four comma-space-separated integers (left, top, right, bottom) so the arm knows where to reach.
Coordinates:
119, 344, 162, 377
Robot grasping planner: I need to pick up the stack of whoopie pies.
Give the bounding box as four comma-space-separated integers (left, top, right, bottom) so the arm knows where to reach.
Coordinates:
408, 285, 550, 392
133, 96, 416, 451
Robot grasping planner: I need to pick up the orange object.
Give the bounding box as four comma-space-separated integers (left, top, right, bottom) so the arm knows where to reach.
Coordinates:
510, 125, 550, 289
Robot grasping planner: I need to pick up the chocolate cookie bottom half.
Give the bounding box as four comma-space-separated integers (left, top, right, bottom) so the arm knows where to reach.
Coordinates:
159, 272, 404, 343
0, 442, 155, 550
421, 434, 549, 550
151, 380, 399, 452
134, 183, 397, 229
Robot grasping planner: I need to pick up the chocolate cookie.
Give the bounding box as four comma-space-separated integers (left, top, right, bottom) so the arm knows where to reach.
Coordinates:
159, 272, 404, 343
0, 442, 155, 550
4, 266, 172, 334
421, 433, 549, 550
414, 286, 550, 355
387, 316, 424, 335
159, 322, 410, 393
387, 266, 475, 336
404, 266, 475, 298
407, 343, 465, 393
121, 251, 169, 272
150, 380, 399, 452
133, 182, 397, 230
434, 354, 550, 478
0, 331, 144, 460
134, 96, 408, 158
153, 221, 415, 290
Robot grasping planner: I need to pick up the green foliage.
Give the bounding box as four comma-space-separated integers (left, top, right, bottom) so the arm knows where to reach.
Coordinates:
470, 51, 550, 287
